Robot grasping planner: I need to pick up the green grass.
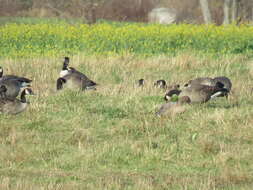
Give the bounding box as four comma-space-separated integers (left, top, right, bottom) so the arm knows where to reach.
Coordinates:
1, 21, 253, 57
0, 53, 252, 189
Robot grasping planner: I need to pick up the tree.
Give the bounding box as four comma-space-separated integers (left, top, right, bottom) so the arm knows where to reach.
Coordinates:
223, 0, 240, 24
199, 0, 212, 24
231, 0, 238, 22
223, 0, 231, 24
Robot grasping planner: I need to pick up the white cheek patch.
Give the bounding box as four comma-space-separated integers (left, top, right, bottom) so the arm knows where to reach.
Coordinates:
211, 91, 223, 99
60, 70, 69, 77
21, 82, 30, 87
165, 95, 171, 101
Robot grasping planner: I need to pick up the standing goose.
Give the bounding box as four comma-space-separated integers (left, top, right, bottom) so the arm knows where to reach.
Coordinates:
0, 86, 34, 114
57, 57, 97, 91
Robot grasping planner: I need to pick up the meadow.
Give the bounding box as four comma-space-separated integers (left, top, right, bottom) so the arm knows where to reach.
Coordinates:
0, 19, 253, 189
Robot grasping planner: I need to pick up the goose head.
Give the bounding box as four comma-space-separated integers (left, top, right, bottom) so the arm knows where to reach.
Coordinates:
138, 79, 144, 86
60, 57, 71, 77
154, 80, 167, 89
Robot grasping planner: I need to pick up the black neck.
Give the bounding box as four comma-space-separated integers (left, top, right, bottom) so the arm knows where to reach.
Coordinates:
62, 63, 68, 70
20, 90, 26, 103
62, 57, 69, 70
57, 78, 63, 90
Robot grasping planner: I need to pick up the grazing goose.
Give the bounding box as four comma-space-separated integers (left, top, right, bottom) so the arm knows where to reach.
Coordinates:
164, 89, 182, 101
156, 96, 191, 117
0, 86, 34, 115
164, 83, 229, 103
186, 76, 232, 98
57, 57, 97, 91
154, 80, 167, 89
164, 84, 180, 101
179, 83, 229, 103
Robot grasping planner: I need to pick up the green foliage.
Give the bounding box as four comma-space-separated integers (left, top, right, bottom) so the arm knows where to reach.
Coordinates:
0, 21, 253, 57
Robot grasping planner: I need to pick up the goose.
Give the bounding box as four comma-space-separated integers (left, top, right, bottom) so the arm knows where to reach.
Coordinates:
156, 96, 191, 117
0, 86, 34, 114
164, 89, 182, 101
0, 66, 32, 84
186, 76, 232, 98
186, 76, 232, 92
154, 80, 167, 89
0, 79, 26, 100
164, 84, 181, 101
137, 79, 145, 87
0, 67, 32, 100
57, 57, 97, 91
164, 83, 228, 103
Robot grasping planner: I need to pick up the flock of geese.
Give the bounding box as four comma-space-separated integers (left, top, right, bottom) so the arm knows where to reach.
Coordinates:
152, 76, 232, 117
0, 57, 232, 117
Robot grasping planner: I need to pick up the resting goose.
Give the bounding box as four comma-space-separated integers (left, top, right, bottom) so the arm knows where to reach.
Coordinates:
0, 66, 32, 100
0, 86, 34, 114
156, 96, 191, 117
57, 57, 97, 91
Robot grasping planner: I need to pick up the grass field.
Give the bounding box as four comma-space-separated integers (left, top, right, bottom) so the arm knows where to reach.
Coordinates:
0, 51, 252, 189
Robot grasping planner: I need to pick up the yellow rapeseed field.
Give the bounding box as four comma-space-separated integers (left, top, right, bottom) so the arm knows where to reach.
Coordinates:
0, 22, 253, 57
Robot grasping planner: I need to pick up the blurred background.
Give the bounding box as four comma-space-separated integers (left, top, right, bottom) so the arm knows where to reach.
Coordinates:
0, 0, 252, 25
